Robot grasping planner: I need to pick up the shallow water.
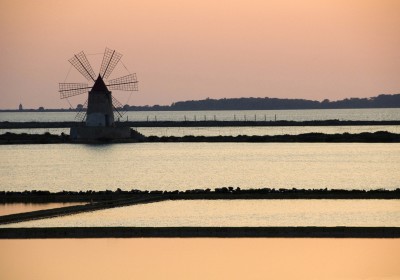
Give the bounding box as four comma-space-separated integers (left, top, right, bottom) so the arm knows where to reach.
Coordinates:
136, 125, 400, 137
2, 125, 400, 137
0, 203, 85, 216
0, 143, 399, 192
4, 199, 399, 228
1, 108, 400, 122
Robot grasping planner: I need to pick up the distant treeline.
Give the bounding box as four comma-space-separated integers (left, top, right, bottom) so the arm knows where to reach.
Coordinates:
3, 93, 399, 112
126, 94, 400, 111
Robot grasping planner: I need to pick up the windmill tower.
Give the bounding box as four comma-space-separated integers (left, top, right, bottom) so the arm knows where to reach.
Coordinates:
59, 48, 138, 141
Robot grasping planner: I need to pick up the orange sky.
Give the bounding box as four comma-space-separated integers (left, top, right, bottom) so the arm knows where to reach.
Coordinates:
0, 0, 399, 109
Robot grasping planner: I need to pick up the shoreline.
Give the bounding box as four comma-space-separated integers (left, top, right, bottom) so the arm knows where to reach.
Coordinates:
1, 131, 400, 144
2, 188, 399, 203
2, 188, 398, 226
1, 227, 399, 238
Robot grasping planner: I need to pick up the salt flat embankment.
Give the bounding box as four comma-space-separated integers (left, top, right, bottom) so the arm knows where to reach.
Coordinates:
1, 227, 399, 238
1, 188, 398, 225
1, 189, 399, 238
0, 195, 165, 225
2, 188, 399, 204
1, 131, 400, 144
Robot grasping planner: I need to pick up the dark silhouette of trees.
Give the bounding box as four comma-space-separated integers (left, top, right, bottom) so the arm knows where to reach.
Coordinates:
125, 94, 400, 111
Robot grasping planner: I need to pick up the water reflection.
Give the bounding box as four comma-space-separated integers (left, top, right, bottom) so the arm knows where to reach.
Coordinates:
1, 108, 400, 122
136, 125, 400, 137
0, 143, 399, 192
5, 200, 399, 228
0, 203, 85, 216
2, 125, 400, 137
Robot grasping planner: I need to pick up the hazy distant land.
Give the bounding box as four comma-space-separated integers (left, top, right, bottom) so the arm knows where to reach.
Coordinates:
136, 94, 400, 111
2, 93, 399, 112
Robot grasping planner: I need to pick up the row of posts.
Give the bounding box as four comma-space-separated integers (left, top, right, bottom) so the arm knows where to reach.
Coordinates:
144, 114, 278, 122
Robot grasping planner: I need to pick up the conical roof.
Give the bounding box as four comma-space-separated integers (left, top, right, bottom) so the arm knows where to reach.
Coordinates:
91, 75, 109, 92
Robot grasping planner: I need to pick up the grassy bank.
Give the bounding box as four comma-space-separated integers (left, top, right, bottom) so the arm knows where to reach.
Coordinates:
1, 131, 400, 144
1, 188, 399, 203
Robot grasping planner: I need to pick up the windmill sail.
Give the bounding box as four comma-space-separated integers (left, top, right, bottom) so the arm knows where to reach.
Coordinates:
75, 99, 88, 122
59, 83, 90, 99
107, 74, 138, 91
69, 51, 96, 81
111, 95, 126, 120
99, 48, 122, 80
60, 48, 139, 127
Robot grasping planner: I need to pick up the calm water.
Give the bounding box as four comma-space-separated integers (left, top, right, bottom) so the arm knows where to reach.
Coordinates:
1, 108, 400, 122
138, 126, 400, 136
4, 199, 399, 228
1, 125, 400, 137
0, 143, 399, 192
0, 202, 83, 216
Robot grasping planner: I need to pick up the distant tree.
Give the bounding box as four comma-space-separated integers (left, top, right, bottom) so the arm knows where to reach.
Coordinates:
117, 93, 400, 111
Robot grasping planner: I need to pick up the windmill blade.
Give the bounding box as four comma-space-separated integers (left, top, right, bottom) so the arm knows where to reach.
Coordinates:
113, 106, 124, 120
75, 99, 88, 122
59, 83, 90, 99
106, 74, 138, 91
68, 51, 96, 81
99, 48, 123, 80
111, 95, 127, 120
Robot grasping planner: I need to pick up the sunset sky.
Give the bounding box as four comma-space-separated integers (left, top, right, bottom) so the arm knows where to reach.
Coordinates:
0, 0, 399, 109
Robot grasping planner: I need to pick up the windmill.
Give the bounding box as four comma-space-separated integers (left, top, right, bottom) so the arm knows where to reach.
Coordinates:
60, 48, 138, 141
